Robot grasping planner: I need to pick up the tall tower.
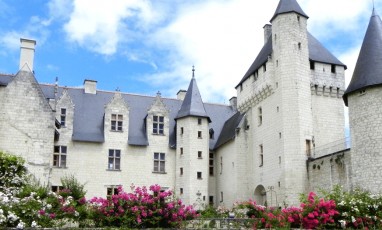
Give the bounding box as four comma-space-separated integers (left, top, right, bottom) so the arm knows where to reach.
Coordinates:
343, 9, 382, 193
175, 68, 210, 208
271, 0, 312, 204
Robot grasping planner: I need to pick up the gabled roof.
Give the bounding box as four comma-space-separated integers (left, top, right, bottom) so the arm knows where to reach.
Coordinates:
175, 76, 211, 122
236, 32, 346, 88
214, 112, 245, 149
343, 10, 382, 106
40, 84, 234, 149
270, 0, 308, 22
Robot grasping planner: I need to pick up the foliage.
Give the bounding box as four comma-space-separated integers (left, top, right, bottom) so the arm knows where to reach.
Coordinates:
323, 185, 382, 229
88, 184, 198, 228
0, 152, 27, 193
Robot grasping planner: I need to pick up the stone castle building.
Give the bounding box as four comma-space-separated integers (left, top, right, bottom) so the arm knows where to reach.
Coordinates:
1, 0, 382, 207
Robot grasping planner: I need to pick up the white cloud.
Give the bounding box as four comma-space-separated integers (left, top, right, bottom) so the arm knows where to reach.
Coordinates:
62, 0, 162, 55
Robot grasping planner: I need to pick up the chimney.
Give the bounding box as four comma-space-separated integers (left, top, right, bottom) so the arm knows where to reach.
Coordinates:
263, 24, 272, 44
177, 90, 187, 100
19, 38, 36, 71
229, 96, 237, 111
84, 79, 97, 94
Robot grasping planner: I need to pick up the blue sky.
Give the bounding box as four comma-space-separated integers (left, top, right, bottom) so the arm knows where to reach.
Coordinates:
0, 0, 377, 107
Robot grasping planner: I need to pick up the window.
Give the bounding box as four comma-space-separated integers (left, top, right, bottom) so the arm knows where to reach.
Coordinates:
310, 60, 315, 70
259, 144, 264, 167
198, 151, 202, 159
180, 147, 183, 155
153, 152, 165, 173
220, 156, 223, 174
111, 114, 123, 131
209, 128, 214, 139
209, 196, 214, 205
153, 115, 164, 134
180, 127, 184, 135
220, 192, 224, 202
258, 107, 263, 125
306, 140, 312, 157
209, 153, 214, 176
107, 186, 119, 198
60, 108, 66, 126
53, 145, 67, 168
108, 149, 121, 170
331, 64, 336, 73
198, 118, 202, 125
298, 42, 301, 50
198, 131, 202, 138
279, 132, 282, 139
51, 185, 63, 193
197, 172, 202, 179
180, 188, 183, 195
263, 63, 266, 72
180, 167, 183, 175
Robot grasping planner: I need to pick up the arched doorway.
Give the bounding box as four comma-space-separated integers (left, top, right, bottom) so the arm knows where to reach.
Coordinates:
254, 185, 267, 206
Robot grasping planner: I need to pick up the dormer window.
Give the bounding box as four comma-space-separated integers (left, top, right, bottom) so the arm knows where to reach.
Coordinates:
310, 60, 315, 70
111, 114, 123, 131
198, 118, 202, 125
263, 63, 267, 72
153, 115, 164, 134
209, 128, 214, 139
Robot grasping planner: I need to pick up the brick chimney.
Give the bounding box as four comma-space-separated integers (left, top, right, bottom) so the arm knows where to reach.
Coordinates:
84, 79, 97, 94
19, 38, 36, 72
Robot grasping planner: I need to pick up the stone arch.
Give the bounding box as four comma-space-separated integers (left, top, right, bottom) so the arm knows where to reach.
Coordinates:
254, 185, 267, 206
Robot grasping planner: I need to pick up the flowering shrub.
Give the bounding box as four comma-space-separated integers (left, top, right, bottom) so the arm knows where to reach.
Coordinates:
300, 192, 339, 229
323, 185, 382, 229
88, 184, 198, 228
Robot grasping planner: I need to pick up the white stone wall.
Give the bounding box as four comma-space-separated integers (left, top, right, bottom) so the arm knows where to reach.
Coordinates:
175, 116, 209, 208
311, 64, 346, 155
50, 93, 176, 198
308, 150, 351, 193
348, 87, 382, 193
0, 71, 55, 184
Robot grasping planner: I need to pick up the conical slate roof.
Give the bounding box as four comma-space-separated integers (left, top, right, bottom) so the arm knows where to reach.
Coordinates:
270, 0, 308, 22
175, 75, 211, 122
343, 9, 382, 106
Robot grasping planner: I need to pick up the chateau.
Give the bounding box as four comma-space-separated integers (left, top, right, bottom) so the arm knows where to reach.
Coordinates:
1, 0, 382, 208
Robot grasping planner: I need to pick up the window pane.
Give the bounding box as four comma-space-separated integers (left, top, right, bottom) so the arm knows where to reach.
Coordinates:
61, 108, 66, 114
159, 116, 164, 122
111, 114, 116, 120
54, 146, 60, 153
154, 152, 159, 159
61, 146, 67, 154
107, 188, 112, 196
109, 150, 114, 157
154, 161, 159, 171
111, 121, 116, 130
115, 150, 120, 157
160, 162, 165, 172
61, 155, 66, 167
117, 121, 123, 130
160, 153, 165, 160
115, 158, 120, 170
153, 116, 158, 122
53, 155, 59, 166
118, 114, 123, 120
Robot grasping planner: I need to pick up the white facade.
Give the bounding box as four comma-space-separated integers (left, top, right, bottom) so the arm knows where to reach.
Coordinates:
1, 0, 380, 209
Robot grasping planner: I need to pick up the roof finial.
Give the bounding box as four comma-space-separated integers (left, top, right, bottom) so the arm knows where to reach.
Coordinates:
192, 65, 195, 79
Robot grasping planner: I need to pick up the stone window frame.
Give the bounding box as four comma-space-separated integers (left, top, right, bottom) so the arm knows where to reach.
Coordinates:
51, 185, 64, 193
60, 108, 66, 127
107, 186, 119, 199
111, 114, 123, 131
53, 145, 67, 168
153, 115, 164, 135
153, 152, 166, 173
108, 149, 121, 170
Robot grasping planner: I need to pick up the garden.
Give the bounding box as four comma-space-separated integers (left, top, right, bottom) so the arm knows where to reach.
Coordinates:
1, 151, 382, 229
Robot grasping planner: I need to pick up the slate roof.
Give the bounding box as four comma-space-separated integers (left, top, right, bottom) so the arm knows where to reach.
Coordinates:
214, 112, 245, 149
343, 10, 382, 106
39, 84, 235, 150
175, 77, 211, 122
236, 32, 346, 88
0, 74, 14, 86
270, 0, 308, 22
